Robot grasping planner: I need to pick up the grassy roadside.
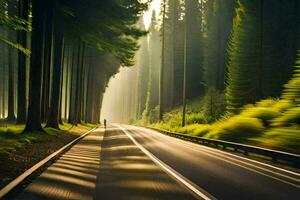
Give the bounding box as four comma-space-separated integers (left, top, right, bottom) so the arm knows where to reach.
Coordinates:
0, 123, 97, 189
139, 98, 300, 155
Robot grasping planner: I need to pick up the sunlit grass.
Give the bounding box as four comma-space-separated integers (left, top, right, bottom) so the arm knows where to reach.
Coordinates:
253, 126, 300, 153
0, 124, 56, 155
272, 107, 300, 126
0, 123, 95, 155
147, 97, 300, 154
206, 117, 264, 142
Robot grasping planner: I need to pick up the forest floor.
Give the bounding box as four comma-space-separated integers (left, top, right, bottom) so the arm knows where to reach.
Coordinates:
0, 123, 96, 189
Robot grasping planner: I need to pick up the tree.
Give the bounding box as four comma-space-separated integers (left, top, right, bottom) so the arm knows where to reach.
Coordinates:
24, 0, 46, 132
226, 0, 298, 111
46, 7, 64, 129
16, 0, 29, 124
203, 0, 235, 91
6, 0, 17, 122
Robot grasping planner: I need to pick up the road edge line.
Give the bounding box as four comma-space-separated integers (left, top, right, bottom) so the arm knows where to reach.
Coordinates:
0, 126, 98, 199
138, 126, 300, 177
117, 124, 216, 200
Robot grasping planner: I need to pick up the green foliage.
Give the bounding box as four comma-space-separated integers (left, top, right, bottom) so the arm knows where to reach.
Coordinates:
175, 124, 211, 137
226, 0, 262, 111
207, 117, 264, 142
0, 0, 31, 54
241, 107, 281, 126
0, 125, 55, 155
61, 0, 148, 66
0, 36, 30, 55
272, 107, 300, 127
203, 0, 235, 90
0, 123, 93, 155
186, 112, 208, 125
282, 51, 300, 105
202, 87, 226, 122
258, 127, 300, 154
146, 95, 300, 153
226, 0, 297, 111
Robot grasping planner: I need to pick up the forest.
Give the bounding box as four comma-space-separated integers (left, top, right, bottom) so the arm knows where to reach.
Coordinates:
0, 0, 149, 184
102, 0, 300, 154
0, 0, 299, 197
0, 0, 147, 129
0, 0, 299, 169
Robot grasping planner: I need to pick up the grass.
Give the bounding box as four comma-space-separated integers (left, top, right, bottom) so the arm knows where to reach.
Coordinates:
0, 123, 95, 155
144, 98, 300, 154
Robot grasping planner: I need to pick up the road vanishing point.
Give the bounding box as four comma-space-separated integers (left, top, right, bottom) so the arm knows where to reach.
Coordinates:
9, 125, 300, 200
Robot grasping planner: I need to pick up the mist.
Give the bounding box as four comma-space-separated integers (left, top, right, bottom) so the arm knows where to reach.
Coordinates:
101, 12, 161, 124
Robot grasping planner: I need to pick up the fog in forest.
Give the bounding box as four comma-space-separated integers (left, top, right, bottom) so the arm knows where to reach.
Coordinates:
101, 2, 162, 123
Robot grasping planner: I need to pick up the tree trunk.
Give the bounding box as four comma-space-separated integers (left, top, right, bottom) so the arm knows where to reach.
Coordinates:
68, 42, 77, 124
85, 59, 94, 123
73, 39, 82, 125
58, 43, 65, 125
41, 4, 54, 123
6, 0, 17, 122
16, 0, 29, 124
46, 13, 64, 129
24, 0, 47, 132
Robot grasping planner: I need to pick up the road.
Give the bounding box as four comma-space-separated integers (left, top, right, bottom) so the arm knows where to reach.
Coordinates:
11, 124, 300, 200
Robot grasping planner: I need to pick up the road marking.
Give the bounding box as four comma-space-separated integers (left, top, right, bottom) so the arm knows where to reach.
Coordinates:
132, 126, 300, 188
141, 127, 300, 177
117, 124, 216, 200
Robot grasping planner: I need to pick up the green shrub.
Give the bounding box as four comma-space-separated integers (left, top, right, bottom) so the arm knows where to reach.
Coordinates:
207, 117, 264, 142
241, 107, 281, 126
255, 98, 277, 108
174, 124, 211, 137
261, 127, 300, 154
186, 112, 208, 124
272, 107, 300, 126
272, 99, 294, 112
203, 87, 226, 121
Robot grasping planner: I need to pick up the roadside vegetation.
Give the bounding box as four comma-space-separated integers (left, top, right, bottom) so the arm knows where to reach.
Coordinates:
147, 97, 299, 154
0, 123, 95, 189
0, 123, 96, 155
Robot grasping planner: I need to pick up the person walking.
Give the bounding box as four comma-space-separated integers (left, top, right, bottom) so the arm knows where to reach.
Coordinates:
104, 119, 107, 129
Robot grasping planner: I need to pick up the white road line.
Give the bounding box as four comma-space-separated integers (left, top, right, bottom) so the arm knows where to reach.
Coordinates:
132, 126, 300, 188
135, 126, 300, 177
117, 124, 216, 200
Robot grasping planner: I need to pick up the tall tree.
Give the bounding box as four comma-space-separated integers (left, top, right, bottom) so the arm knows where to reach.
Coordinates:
46, 7, 64, 129
226, 0, 297, 111
24, 0, 46, 132
204, 0, 235, 91
16, 0, 29, 124
6, 0, 17, 122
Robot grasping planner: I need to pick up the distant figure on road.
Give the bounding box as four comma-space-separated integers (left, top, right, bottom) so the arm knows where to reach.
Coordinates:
104, 119, 107, 129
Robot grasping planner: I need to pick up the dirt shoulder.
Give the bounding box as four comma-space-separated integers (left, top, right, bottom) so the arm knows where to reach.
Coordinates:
0, 124, 95, 189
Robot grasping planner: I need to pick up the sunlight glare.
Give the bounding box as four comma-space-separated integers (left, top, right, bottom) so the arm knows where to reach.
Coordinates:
143, 0, 161, 30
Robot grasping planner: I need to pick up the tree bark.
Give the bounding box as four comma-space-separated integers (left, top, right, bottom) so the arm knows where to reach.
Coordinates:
6, 0, 17, 122
68, 42, 77, 124
16, 0, 29, 124
24, 0, 47, 132
46, 12, 64, 129
41, 4, 54, 123
73, 39, 82, 125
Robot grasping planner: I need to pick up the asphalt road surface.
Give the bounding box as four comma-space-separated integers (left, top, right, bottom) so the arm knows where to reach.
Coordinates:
11, 125, 300, 200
